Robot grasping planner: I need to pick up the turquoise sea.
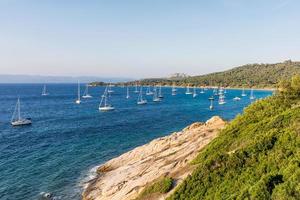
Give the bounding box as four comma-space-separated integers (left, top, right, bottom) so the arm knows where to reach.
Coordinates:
0, 84, 272, 199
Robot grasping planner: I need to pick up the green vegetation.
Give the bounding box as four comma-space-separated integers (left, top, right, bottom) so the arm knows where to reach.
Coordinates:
168, 75, 300, 200
136, 176, 174, 199
132, 60, 300, 88
88, 81, 106, 86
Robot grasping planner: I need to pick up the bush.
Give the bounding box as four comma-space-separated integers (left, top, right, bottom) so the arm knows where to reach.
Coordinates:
136, 177, 173, 199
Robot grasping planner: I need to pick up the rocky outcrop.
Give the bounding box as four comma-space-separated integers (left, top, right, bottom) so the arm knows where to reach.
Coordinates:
82, 116, 226, 200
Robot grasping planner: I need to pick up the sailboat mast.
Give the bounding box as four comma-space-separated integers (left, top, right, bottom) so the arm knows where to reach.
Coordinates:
159, 85, 162, 96
77, 81, 80, 100
17, 98, 21, 120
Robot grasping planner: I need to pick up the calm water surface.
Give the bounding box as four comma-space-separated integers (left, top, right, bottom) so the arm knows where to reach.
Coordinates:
0, 84, 272, 199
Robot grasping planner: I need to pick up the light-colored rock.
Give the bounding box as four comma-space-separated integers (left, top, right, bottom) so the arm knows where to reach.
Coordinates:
82, 116, 226, 200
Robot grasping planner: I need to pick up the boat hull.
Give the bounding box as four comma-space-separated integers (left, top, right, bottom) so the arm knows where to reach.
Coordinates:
137, 100, 147, 105
82, 95, 93, 99
99, 106, 115, 111
11, 119, 32, 126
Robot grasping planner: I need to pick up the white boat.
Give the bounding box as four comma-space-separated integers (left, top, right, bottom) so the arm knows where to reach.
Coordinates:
153, 86, 161, 102
193, 86, 197, 98
185, 85, 192, 95
137, 86, 147, 105
82, 84, 93, 98
146, 86, 154, 95
11, 98, 32, 126
209, 99, 214, 110
233, 97, 241, 101
218, 94, 226, 105
75, 81, 81, 104
250, 89, 255, 100
200, 87, 205, 94
218, 88, 224, 95
242, 88, 247, 97
171, 83, 177, 95
158, 85, 163, 98
41, 84, 49, 96
134, 83, 139, 93
107, 83, 114, 93
126, 86, 130, 99
213, 88, 218, 96
99, 86, 115, 111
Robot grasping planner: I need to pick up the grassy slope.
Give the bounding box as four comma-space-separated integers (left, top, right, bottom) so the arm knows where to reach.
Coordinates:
168, 77, 300, 199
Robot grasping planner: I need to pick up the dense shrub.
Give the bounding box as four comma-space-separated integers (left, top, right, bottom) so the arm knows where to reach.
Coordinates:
136, 177, 173, 199
168, 76, 300, 200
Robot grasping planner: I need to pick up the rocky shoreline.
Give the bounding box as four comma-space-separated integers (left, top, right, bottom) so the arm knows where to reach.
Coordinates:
82, 116, 226, 200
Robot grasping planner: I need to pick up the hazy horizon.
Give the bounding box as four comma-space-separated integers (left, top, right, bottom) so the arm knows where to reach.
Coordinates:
1, 0, 300, 78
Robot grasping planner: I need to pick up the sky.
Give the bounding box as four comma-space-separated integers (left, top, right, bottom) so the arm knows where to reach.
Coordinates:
0, 0, 299, 78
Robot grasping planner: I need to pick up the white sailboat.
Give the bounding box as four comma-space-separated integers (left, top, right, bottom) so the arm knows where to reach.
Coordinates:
41, 84, 49, 96
99, 86, 115, 111
200, 87, 205, 94
218, 88, 224, 95
158, 85, 163, 98
209, 99, 214, 110
153, 86, 161, 102
11, 98, 32, 126
107, 83, 114, 94
146, 86, 154, 95
137, 86, 147, 105
82, 84, 93, 98
171, 83, 177, 96
241, 88, 247, 97
233, 96, 241, 101
185, 85, 192, 95
250, 89, 255, 100
75, 81, 81, 104
218, 94, 226, 105
134, 83, 139, 93
218, 88, 226, 105
126, 86, 130, 99
193, 86, 197, 98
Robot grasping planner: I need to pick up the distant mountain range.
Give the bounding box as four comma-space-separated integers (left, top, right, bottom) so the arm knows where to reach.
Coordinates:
135, 60, 300, 88
0, 75, 133, 83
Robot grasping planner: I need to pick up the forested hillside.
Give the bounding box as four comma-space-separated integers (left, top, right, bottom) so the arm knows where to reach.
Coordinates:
133, 60, 300, 88
168, 75, 300, 199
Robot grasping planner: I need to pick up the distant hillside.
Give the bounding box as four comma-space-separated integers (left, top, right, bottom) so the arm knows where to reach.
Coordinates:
133, 60, 300, 88
168, 76, 300, 199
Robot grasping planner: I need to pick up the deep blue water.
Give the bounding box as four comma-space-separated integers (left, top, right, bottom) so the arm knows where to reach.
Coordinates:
0, 84, 272, 200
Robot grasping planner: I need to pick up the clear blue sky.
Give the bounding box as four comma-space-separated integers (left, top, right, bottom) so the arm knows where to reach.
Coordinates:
0, 0, 299, 78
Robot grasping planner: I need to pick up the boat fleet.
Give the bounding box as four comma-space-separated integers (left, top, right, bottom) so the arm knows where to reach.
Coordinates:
10, 83, 256, 126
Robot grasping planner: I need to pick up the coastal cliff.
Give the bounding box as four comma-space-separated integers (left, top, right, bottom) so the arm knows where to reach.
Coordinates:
82, 116, 226, 200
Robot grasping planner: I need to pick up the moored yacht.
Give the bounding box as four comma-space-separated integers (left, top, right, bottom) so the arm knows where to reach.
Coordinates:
11, 98, 32, 126
75, 81, 81, 104
82, 84, 93, 98
99, 86, 115, 111
137, 86, 147, 105
41, 84, 49, 96
185, 85, 192, 95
